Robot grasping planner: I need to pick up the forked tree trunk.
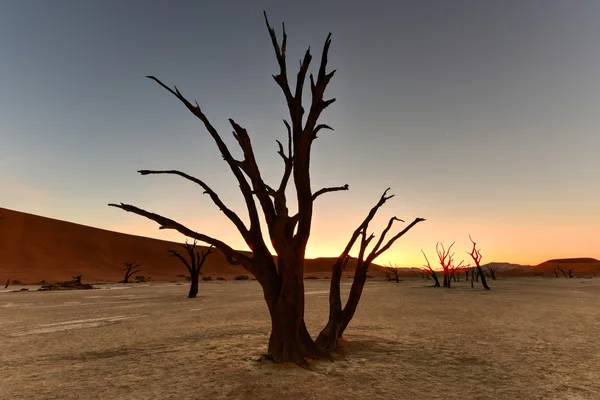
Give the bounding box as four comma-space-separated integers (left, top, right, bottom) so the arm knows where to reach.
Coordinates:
188, 269, 200, 298
315, 258, 344, 351
261, 255, 326, 366
316, 266, 369, 350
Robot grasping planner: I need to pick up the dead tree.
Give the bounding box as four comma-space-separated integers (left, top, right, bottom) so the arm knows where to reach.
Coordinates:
421, 250, 441, 287
315, 189, 424, 351
486, 265, 499, 280
556, 265, 569, 278
109, 13, 359, 366
553, 267, 559, 278
467, 236, 490, 290
72, 275, 83, 285
435, 242, 464, 288
123, 261, 142, 284
169, 240, 216, 298
383, 268, 394, 281
567, 268, 574, 278
384, 263, 402, 283
4, 278, 9, 289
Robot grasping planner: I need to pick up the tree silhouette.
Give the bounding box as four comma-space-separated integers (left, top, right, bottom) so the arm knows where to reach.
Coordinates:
467, 236, 490, 290
421, 250, 441, 287
486, 265, 499, 280
169, 240, 216, 298
109, 12, 356, 366
315, 189, 424, 350
123, 261, 142, 284
435, 242, 464, 288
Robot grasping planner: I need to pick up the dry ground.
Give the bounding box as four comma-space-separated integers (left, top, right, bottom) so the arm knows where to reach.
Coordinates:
1, 278, 599, 399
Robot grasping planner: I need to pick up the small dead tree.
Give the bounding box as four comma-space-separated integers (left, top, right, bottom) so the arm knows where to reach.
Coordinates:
556, 265, 569, 278
169, 240, 216, 298
467, 236, 490, 290
4, 278, 9, 289
384, 262, 402, 283
123, 261, 143, 284
567, 268, 574, 278
421, 250, 441, 287
434, 242, 464, 288
316, 189, 424, 351
72, 275, 83, 285
552, 267, 559, 278
486, 265, 499, 280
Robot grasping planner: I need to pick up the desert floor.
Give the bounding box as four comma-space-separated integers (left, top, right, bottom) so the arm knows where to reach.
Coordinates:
1, 278, 599, 400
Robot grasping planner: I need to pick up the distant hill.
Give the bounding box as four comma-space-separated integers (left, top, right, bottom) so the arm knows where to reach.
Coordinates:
481, 262, 532, 276
0, 207, 387, 284
528, 258, 600, 276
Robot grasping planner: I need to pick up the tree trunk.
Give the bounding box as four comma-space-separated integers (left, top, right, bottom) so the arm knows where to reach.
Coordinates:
476, 266, 491, 290
188, 269, 199, 298
315, 258, 344, 351
338, 262, 370, 337
432, 272, 441, 287
261, 254, 326, 367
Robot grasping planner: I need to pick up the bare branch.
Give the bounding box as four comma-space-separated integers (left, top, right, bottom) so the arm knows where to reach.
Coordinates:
276, 119, 293, 196
145, 75, 263, 239
371, 217, 426, 260
229, 119, 277, 224
312, 184, 349, 201
137, 169, 250, 241
263, 11, 294, 105
108, 203, 253, 273
169, 249, 192, 274
370, 216, 403, 254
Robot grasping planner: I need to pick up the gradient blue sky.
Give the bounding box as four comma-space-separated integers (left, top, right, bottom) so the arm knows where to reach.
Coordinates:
1, 0, 599, 266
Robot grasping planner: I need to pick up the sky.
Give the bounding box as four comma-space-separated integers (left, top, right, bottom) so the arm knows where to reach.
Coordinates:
1, 0, 599, 267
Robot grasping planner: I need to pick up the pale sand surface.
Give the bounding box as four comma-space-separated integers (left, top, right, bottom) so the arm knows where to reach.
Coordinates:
2, 278, 599, 399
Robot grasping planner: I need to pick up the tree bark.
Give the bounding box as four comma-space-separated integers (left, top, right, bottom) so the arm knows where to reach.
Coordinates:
476, 266, 491, 290
189, 269, 200, 298
431, 271, 441, 287
315, 257, 345, 351
260, 254, 326, 366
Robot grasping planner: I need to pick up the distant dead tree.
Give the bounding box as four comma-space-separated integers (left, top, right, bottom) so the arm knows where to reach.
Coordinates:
384, 262, 402, 283
421, 250, 441, 287
486, 265, 499, 280
123, 261, 143, 284
566, 268, 574, 278
552, 267, 559, 278
316, 189, 424, 351
434, 242, 464, 288
467, 236, 490, 290
556, 265, 569, 278
72, 275, 83, 285
109, 12, 410, 366
4, 278, 9, 289
169, 240, 216, 298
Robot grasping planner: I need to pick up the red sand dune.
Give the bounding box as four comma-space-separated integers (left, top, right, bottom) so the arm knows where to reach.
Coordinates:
527, 258, 600, 276
2, 207, 596, 284
0, 207, 389, 284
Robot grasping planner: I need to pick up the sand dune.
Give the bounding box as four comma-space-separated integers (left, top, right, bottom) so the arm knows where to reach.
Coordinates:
528, 258, 600, 275
2, 207, 597, 284
0, 207, 387, 284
